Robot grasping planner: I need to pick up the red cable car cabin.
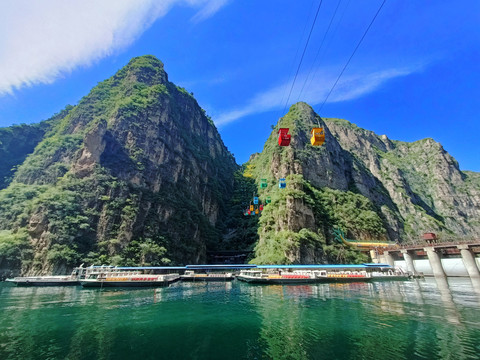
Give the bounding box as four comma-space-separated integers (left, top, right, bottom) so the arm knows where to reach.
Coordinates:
278, 128, 291, 146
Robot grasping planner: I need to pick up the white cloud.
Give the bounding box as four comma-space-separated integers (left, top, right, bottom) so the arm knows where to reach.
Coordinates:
0, 0, 227, 95
215, 65, 425, 126
189, 0, 230, 23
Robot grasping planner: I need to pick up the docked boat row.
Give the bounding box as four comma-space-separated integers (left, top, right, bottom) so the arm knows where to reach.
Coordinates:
5, 263, 412, 287
236, 264, 409, 284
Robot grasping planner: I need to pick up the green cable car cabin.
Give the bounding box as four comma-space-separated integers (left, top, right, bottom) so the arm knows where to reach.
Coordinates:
260, 179, 268, 188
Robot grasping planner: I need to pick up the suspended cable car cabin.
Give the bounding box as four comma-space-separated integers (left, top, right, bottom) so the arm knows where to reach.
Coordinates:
247, 210, 251, 215
260, 179, 268, 188
253, 196, 259, 204
255, 208, 259, 215
279, 178, 286, 188
259, 204, 264, 211
250, 205, 254, 211
278, 128, 291, 146
266, 196, 271, 204
310, 127, 325, 146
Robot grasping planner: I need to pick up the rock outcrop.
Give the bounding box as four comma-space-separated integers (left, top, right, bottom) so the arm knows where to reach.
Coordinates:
0, 62, 478, 272
0, 55, 238, 275
248, 102, 480, 264
326, 118, 480, 239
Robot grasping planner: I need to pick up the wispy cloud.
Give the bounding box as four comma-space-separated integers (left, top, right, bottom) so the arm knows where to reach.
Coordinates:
215, 65, 425, 126
0, 0, 227, 95
189, 0, 230, 23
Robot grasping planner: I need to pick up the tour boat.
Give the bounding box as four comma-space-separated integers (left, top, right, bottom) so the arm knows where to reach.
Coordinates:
369, 267, 410, 281
180, 270, 234, 281
237, 268, 375, 285
6, 275, 81, 286
5, 266, 89, 286
80, 272, 180, 287
236, 270, 319, 284
315, 270, 372, 283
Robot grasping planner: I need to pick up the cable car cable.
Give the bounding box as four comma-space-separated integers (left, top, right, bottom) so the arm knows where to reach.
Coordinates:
297, 0, 343, 102
306, 0, 351, 96
318, 0, 387, 116
282, 0, 323, 116
278, 0, 316, 116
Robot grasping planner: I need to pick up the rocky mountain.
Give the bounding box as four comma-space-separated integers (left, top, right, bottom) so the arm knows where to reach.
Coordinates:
247, 102, 480, 264
0, 55, 238, 276
0, 56, 478, 274
325, 118, 480, 239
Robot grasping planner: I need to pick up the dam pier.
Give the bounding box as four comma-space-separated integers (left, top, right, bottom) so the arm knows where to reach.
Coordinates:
376, 241, 480, 278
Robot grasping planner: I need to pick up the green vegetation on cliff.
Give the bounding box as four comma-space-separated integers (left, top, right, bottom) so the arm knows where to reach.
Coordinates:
0, 55, 238, 275
1, 64, 478, 274
246, 103, 382, 264
250, 172, 376, 264
0, 115, 60, 189
325, 116, 480, 241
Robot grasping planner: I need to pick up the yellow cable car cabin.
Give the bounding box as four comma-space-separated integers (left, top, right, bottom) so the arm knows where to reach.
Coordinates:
250, 205, 254, 211
310, 127, 325, 146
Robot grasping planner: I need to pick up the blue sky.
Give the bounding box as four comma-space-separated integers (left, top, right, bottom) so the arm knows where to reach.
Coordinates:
0, 0, 479, 171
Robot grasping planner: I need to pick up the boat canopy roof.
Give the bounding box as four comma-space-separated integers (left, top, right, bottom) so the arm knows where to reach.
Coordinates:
82, 263, 392, 271
363, 263, 392, 267
186, 264, 256, 270
109, 266, 187, 270
256, 263, 393, 269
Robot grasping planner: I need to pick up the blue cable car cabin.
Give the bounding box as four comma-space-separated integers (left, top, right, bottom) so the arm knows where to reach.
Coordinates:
253, 197, 259, 204
279, 178, 286, 188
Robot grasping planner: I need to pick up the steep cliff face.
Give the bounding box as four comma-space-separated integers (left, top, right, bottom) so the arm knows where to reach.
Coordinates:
0, 116, 60, 190
325, 119, 480, 239
0, 55, 238, 275
1, 64, 478, 272
248, 102, 479, 264
248, 103, 389, 264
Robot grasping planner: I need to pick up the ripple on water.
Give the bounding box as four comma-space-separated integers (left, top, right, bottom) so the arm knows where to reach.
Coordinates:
1, 279, 480, 360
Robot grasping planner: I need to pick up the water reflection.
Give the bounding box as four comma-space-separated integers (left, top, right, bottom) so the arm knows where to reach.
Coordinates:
244, 279, 480, 359
1, 278, 480, 360
469, 277, 480, 298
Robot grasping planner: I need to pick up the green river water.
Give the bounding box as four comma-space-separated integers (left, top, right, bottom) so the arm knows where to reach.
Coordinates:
1, 278, 479, 360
